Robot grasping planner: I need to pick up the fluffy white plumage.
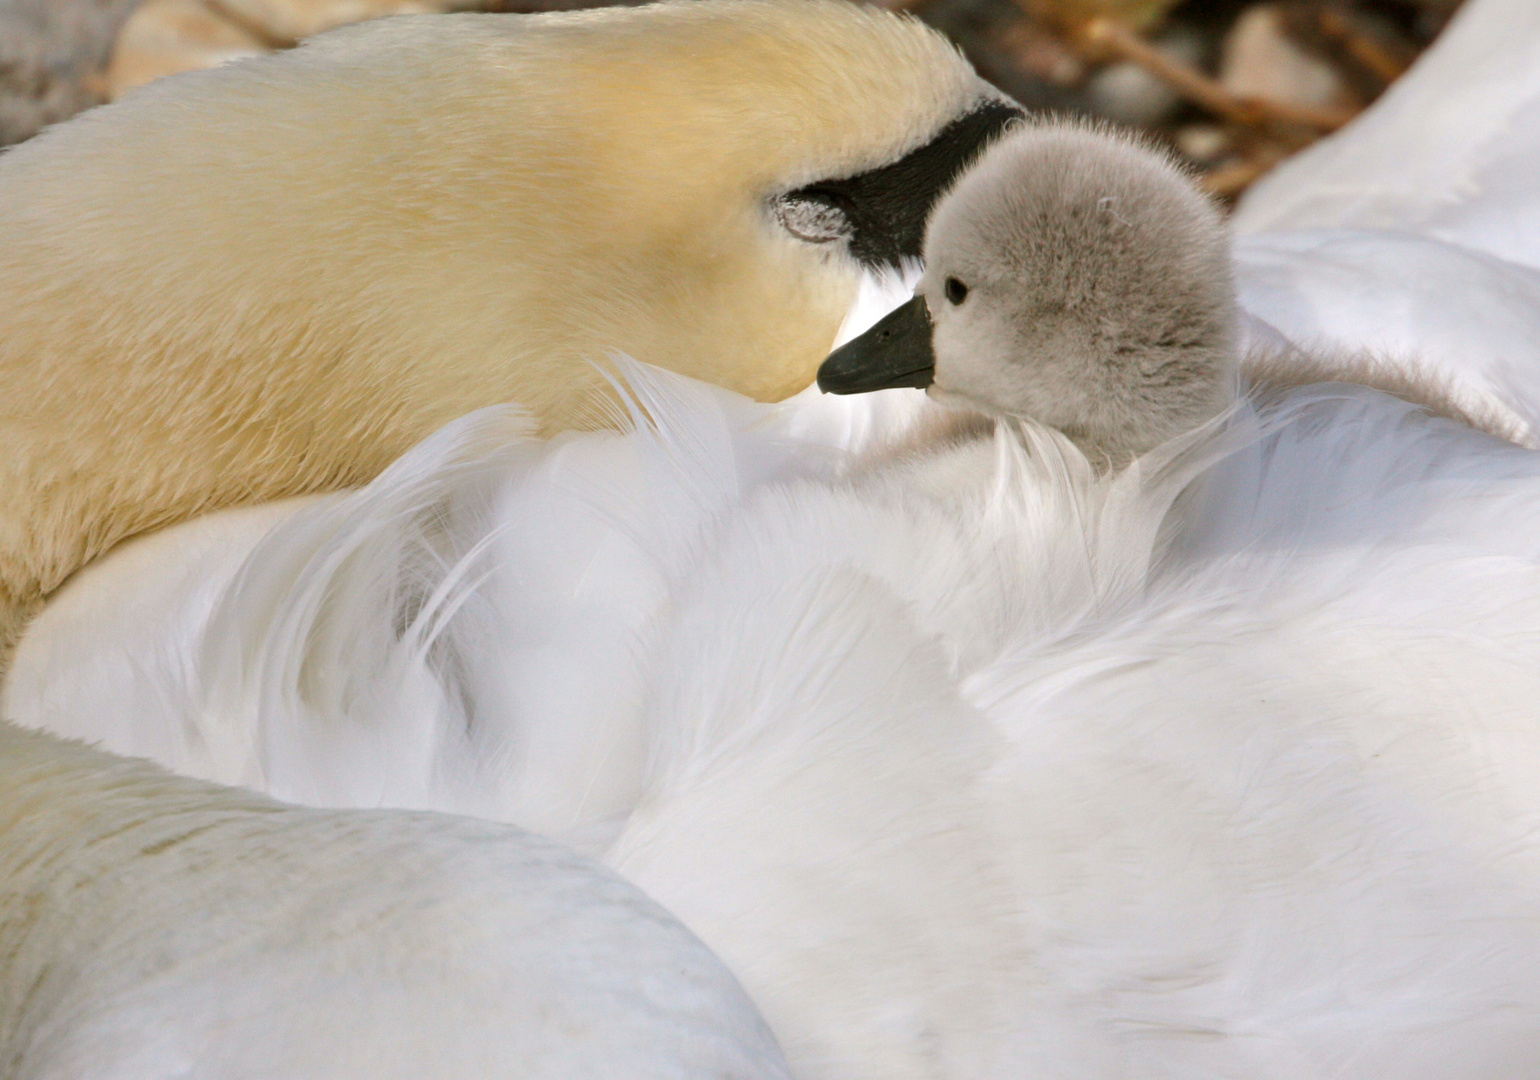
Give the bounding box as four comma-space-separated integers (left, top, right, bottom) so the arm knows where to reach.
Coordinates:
13, 0, 1540, 1072
16, 356, 1540, 1075
1235, 229, 1540, 443
0, 723, 792, 1080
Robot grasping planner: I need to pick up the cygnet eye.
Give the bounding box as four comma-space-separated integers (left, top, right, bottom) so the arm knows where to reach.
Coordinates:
944, 277, 969, 305
773, 192, 855, 245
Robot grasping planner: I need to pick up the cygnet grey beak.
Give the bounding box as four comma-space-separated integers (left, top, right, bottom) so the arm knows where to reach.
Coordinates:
817, 296, 935, 394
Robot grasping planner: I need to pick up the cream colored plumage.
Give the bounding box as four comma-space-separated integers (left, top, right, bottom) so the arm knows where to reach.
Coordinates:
0, 0, 1013, 655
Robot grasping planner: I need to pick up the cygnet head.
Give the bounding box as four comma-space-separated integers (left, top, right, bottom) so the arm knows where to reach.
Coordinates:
819, 122, 1237, 463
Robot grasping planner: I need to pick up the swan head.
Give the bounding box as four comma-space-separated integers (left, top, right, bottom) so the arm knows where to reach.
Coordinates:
818, 122, 1237, 463
1, 0, 1023, 422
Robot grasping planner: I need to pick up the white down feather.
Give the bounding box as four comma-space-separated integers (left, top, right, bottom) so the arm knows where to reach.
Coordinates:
15, 356, 1540, 1077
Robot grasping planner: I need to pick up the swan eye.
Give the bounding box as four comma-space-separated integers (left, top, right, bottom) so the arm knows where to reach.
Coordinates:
773, 193, 854, 245
944, 277, 969, 305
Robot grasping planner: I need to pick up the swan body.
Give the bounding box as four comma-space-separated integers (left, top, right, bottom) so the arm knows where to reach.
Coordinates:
15, 363, 1540, 1077
1234, 229, 1540, 442
0, 0, 1016, 654
0, 720, 791, 1080
605, 382, 1540, 1078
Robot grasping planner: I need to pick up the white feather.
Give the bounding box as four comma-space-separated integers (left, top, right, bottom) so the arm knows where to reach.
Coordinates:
0, 723, 793, 1080
17, 366, 1540, 1076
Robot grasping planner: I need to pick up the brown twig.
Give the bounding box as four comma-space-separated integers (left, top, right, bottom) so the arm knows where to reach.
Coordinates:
1314, 6, 1409, 85
1081, 16, 1356, 133
202, 0, 299, 49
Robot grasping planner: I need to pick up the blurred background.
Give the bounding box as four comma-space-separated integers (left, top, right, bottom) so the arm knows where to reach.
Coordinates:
1, 0, 1464, 198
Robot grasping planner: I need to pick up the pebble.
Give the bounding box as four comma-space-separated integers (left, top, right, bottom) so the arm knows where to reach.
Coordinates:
209, 0, 450, 46
107, 0, 267, 99
1220, 3, 1348, 110
1176, 123, 1230, 165
1085, 24, 1203, 127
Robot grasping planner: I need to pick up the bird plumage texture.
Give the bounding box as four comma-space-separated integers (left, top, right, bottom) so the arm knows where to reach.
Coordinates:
13, 0, 1540, 1071
894, 122, 1238, 461
16, 356, 1540, 1076
0, 720, 792, 1080
0, 0, 1011, 656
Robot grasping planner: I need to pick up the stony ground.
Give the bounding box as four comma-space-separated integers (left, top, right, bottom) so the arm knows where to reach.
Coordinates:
0, 0, 1465, 198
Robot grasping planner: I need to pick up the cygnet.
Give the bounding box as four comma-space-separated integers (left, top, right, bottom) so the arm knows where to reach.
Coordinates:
819, 122, 1236, 466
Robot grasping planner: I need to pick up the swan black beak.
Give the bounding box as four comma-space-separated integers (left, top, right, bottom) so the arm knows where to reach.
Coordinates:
817, 296, 935, 394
